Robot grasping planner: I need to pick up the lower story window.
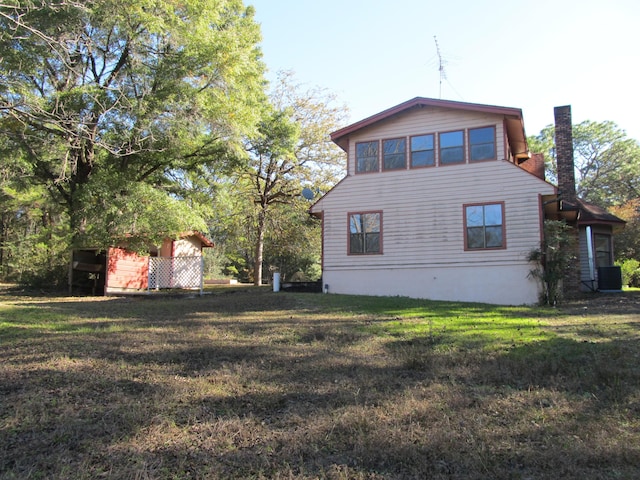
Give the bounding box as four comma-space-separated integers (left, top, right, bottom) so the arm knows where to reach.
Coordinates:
594, 234, 613, 267
464, 202, 505, 250
349, 212, 382, 254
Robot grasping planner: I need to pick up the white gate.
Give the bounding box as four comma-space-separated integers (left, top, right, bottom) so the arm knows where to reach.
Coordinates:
148, 256, 204, 295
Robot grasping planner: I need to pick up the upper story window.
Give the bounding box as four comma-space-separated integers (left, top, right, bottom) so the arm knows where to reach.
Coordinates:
464, 202, 505, 250
383, 138, 406, 170
349, 212, 382, 254
410, 134, 435, 168
356, 141, 379, 173
353, 124, 498, 173
439, 130, 465, 165
469, 126, 496, 161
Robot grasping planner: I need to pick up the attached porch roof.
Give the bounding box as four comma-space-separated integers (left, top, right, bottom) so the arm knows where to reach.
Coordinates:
331, 97, 530, 159
542, 196, 626, 232
574, 199, 626, 229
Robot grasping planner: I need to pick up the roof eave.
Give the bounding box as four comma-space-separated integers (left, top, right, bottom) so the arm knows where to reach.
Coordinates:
331, 97, 524, 151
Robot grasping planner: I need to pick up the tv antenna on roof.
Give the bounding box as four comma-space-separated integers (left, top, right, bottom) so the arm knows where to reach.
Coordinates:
434, 36, 447, 99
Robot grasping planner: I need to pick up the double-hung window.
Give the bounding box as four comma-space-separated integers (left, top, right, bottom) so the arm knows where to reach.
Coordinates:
439, 130, 465, 165
410, 134, 435, 167
594, 234, 613, 267
356, 141, 379, 173
469, 126, 496, 161
464, 203, 505, 250
383, 138, 406, 170
349, 212, 382, 254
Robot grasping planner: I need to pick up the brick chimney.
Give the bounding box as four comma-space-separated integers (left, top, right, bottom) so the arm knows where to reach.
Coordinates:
554, 105, 577, 204
554, 105, 580, 298
519, 153, 545, 180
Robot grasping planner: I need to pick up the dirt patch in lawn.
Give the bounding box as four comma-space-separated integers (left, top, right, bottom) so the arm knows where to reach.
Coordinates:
560, 289, 640, 315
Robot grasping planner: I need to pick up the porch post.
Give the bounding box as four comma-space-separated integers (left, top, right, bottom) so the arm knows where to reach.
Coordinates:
200, 256, 204, 296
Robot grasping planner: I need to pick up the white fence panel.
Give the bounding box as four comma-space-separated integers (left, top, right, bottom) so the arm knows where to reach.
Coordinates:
148, 256, 203, 294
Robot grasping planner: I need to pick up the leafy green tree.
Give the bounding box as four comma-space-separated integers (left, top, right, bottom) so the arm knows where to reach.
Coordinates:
618, 258, 640, 288
263, 196, 322, 281
528, 121, 640, 207
0, 141, 67, 283
527, 127, 557, 183
610, 198, 640, 261
528, 220, 577, 305
238, 73, 348, 285
244, 108, 300, 285
206, 179, 252, 281
270, 71, 348, 188
74, 170, 209, 252
0, 0, 265, 248
0, 177, 69, 286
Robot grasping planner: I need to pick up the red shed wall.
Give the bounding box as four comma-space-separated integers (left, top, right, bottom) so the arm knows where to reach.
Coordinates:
106, 247, 149, 290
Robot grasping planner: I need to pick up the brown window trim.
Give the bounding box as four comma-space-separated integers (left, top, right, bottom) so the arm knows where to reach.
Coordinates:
438, 129, 466, 166
351, 123, 499, 172
468, 125, 497, 162
355, 140, 380, 174
381, 137, 407, 171
410, 133, 436, 169
347, 210, 383, 255
463, 201, 506, 251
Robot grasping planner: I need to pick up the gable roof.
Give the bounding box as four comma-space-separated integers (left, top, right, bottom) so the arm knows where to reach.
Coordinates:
543, 197, 626, 231
575, 199, 626, 227
331, 97, 529, 159
180, 231, 214, 248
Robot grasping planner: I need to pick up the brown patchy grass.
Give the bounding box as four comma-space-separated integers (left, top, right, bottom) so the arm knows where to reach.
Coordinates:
1, 285, 639, 479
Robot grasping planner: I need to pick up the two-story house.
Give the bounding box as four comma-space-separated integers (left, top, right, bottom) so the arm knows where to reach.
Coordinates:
309, 97, 623, 305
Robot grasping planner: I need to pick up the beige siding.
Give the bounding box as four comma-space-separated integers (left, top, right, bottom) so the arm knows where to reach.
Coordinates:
322, 264, 540, 305
317, 161, 553, 265
345, 107, 511, 175
173, 237, 202, 257
159, 237, 203, 257
312, 106, 556, 305
313, 160, 555, 305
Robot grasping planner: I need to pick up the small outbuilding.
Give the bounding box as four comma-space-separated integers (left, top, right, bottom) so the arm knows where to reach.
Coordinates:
70, 231, 214, 295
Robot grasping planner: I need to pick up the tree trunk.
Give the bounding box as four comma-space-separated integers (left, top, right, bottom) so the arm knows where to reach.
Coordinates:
0, 214, 7, 277
254, 209, 266, 286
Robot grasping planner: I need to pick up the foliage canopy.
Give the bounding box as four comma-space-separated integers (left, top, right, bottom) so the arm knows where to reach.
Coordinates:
0, 0, 266, 246
528, 120, 640, 208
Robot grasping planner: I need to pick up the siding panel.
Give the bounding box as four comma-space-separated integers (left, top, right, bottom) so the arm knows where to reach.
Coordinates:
106, 247, 149, 290
311, 106, 556, 304
318, 161, 553, 267
313, 160, 555, 304
345, 107, 511, 175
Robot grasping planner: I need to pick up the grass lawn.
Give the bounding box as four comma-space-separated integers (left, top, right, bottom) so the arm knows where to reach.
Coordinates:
1, 285, 639, 479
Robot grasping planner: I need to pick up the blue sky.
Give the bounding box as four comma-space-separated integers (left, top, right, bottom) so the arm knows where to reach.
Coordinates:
249, 0, 640, 141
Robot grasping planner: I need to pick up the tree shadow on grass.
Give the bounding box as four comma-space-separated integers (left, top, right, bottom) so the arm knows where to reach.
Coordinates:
0, 367, 166, 478
48, 331, 638, 479
3, 288, 640, 478
0, 288, 315, 343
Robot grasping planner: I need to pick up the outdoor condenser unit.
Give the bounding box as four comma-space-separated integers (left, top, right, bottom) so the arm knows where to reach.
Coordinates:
598, 266, 623, 291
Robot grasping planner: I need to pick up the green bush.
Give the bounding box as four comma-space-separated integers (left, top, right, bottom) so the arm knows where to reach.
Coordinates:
528, 220, 577, 305
618, 259, 640, 287
3, 230, 69, 290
